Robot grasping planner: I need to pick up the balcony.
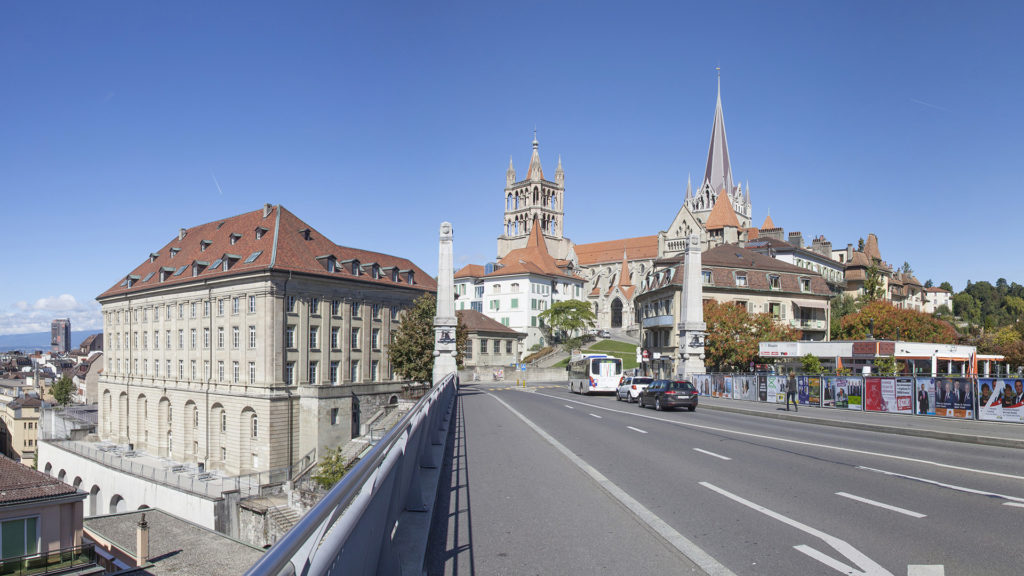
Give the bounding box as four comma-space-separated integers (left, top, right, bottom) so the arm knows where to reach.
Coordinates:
642, 315, 675, 328
790, 319, 826, 331
0, 544, 101, 576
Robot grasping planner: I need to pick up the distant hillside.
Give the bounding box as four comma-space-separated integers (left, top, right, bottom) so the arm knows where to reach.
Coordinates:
0, 330, 103, 353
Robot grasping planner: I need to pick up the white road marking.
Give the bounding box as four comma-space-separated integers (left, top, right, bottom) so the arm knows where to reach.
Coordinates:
858, 466, 1024, 504
1003, 502, 1024, 508
487, 393, 738, 576
627, 426, 647, 434
564, 405, 574, 409
534, 391, 1024, 482
701, 482, 894, 576
907, 566, 945, 575
589, 413, 602, 419
693, 448, 731, 460
834, 492, 926, 518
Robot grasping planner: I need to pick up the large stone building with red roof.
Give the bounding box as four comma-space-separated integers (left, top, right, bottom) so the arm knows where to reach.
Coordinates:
88, 204, 435, 478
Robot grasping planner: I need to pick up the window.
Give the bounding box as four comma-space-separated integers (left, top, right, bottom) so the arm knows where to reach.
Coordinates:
465, 340, 473, 359
352, 302, 361, 317
232, 326, 240, 348
203, 328, 210, 349
702, 270, 713, 285
494, 283, 501, 293
217, 327, 224, 349
179, 360, 184, 379
218, 299, 225, 316
218, 361, 224, 382
309, 361, 318, 384
769, 302, 783, 320
372, 304, 381, 319
190, 329, 197, 349
166, 330, 171, 349
166, 359, 171, 377
142, 332, 148, 349
511, 298, 519, 309
287, 296, 296, 313
350, 360, 360, 383
490, 300, 500, 311
286, 362, 295, 385
480, 338, 488, 353
286, 326, 296, 348
166, 304, 172, 320
1, 517, 38, 559
249, 326, 257, 348
735, 274, 747, 287
371, 328, 380, 350
331, 300, 340, 316
248, 295, 256, 313
800, 278, 811, 292
330, 361, 339, 385
511, 282, 519, 292
191, 360, 197, 380
351, 328, 360, 350
308, 297, 319, 315
330, 408, 339, 425
221, 446, 227, 461
493, 340, 500, 354
331, 327, 340, 349
204, 360, 211, 380
204, 300, 211, 317
142, 308, 148, 322
249, 362, 256, 385
232, 297, 240, 314
506, 340, 513, 354
309, 327, 319, 348
769, 275, 782, 290
221, 410, 227, 432
371, 360, 379, 381
251, 414, 258, 438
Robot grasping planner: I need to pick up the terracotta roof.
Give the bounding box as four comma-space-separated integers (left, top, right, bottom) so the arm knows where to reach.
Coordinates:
864, 233, 881, 261
8, 396, 42, 409
574, 236, 659, 266
705, 190, 741, 230
490, 218, 576, 280
0, 455, 79, 504
98, 205, 436, 300
454, 264, 486, 279
761, 214, 775, 229
924, 286, 950, 293
457, 310, 527, 337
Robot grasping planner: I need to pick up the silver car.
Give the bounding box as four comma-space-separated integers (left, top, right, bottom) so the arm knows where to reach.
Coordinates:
616, 376, 653, 403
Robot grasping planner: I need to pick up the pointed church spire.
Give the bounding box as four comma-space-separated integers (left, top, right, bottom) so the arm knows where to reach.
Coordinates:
555, 154, 564, 184
703, 68, 734, 196
506, 155, 516, 186
745, 180, 750, 203
529, 131, 544, 181
685, 173, 692, 199
619, 250, 632, 287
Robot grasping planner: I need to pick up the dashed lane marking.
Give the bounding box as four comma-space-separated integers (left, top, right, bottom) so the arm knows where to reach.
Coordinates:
693, 448, 731, 461
627, 426, 647, 434
835, 492, 926, 518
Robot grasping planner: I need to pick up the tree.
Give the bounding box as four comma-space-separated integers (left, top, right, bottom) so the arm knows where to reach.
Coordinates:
800, 353, 823, 374
873, 355, 898, 376
857, 237, 865, 251
833, 300, 958, 343
900, 261, 913, 275
924, 279, 934, 289
538, 299, 596, 343
939, 281, 953, 292
703, 300, 800, 371
860, 262, 885, 302
312, 446, 353, 489
388, 293, 467, 383
50, 376, 74, 407
829, 294, 860, 339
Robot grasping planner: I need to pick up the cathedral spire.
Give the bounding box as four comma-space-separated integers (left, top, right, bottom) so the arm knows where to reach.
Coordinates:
685, 173, 692, 199
506, 155, 516, 186
555, 154, 564, 184
529, 131, 544, 181
703, 68, 734, 196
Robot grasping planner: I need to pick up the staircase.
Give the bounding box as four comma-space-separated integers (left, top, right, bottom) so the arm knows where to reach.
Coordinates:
268, 504, 302, 534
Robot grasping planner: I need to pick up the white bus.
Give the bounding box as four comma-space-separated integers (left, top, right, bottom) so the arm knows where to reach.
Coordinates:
567, 353, 623, 395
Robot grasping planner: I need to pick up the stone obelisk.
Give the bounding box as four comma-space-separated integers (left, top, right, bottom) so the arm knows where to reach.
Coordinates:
676, 233, 707, 378
433, 222, 458, 384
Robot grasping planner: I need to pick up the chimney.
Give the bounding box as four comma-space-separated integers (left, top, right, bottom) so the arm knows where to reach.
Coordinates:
846, 243, 854, 262
178, 228, 186, 240
136, 513, 150, 567
263, 203, 273, 217
788, 231, 803, 249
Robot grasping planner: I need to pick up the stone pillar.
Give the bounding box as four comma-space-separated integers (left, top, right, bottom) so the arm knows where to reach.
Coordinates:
433, 222, 458, 384
676, 234, 707, 378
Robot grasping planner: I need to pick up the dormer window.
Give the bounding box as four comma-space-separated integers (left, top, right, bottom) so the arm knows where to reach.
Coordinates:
406, 270, 415, 285
701, 270, 713, 285
222, 254, 241, 271
200, 240, 212, 252
316, 255, 337, 273
351, 260, 360, 275
255, 227, 268, 240
125, 275, 140, 288
299, 228, 311, 241
735, 273, 747, 287
159, 267, 176, 282
192, 261, 209, 277
382, 266, 398, 281
149, 253, 160, 263
169, 247, 180, 259
371, 264, 380, 279
768, 275, 782, 290
799, 277, 811, 292
230, 233, 242, 245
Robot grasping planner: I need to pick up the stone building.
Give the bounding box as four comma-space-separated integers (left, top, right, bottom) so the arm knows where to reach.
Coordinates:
497, 134, 571, 261
93, 204, 435, 477
0, 396, 41, 464
456, 309, 526, 370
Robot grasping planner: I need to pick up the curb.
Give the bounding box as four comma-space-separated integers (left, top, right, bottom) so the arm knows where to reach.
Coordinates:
701, 401, 1024, 450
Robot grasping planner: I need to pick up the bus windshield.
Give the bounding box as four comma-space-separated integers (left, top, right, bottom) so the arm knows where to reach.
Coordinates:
592, 357, 622, 377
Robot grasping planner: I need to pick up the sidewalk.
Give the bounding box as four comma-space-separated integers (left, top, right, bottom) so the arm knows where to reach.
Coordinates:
698, 394, 1024, 449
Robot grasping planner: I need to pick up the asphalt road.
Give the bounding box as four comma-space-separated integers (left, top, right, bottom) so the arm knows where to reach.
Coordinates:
427, 380, 1024, 576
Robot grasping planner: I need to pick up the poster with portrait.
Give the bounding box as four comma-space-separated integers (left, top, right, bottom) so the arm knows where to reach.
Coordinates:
830, 376, 854, 409
977, 378, 1024, 423
757, 373, 768, 402
797, 376, 809, 405
915, 378, 936, 415
929, 377, 975, 419
766, 374, 784, 403
732, 375, 758, 401
821, 376, 835, 407
693, 374, 712, 396
843, 376, 863, 410
807, 376, 821, 407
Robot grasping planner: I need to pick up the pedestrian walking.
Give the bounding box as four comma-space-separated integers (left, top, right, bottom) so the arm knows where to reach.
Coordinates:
786, 370, 798, 412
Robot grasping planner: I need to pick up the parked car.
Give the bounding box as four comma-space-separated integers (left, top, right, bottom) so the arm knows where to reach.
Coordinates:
616, 376, 654, 403
638, 379, 699, 411
598, 329, 611, 338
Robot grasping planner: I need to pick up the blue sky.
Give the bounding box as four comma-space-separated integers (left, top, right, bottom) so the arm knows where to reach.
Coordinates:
1, 1, 1021, 335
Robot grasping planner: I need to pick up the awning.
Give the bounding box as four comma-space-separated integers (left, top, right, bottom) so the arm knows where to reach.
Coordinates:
793, 299, 827, 310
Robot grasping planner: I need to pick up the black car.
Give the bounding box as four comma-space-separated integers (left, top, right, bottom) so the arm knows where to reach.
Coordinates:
638, 379, 698, 411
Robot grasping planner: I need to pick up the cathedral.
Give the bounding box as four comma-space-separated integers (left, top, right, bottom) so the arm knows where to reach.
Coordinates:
468, 76, 756, 340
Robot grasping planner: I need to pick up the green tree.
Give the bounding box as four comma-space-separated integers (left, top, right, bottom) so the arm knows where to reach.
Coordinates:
388, 293, 467, 383
924, 279, 934, 289
703, 300, 800, 371
952, 293, 981, 325
830, 294, 860, 339
50, 376, 74, 407
900, 261, 913, 275
873, 355, 898, 376
312, 446, 353, 489
857, 237, 865, 251
833, 300, 958, 343
939, 281, 953, 292
800, 353, 823, 375
538, 299, 597, 343
860, 262, 885, 302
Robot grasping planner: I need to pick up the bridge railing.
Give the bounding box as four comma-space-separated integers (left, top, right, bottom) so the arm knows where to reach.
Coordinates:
245, 372, 458, 576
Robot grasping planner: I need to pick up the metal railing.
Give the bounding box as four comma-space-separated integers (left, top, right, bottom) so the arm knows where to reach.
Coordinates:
0, 543, 96, 575
245, 372, 458, 576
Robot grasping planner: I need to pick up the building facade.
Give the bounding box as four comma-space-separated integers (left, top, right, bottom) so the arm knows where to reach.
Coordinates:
95, 204, 435, 476
0, 396, 41, 464
51, 319, 71, 355
456, 309, 526, 369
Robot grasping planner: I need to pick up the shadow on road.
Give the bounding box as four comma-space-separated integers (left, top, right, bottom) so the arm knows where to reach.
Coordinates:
424, 387, 474, 575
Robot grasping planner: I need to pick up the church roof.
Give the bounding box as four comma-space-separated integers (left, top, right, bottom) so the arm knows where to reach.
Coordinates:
574, 236, 659, 265
528, 135, 543, 180
490, 218, 576, 280
703, 74, 734, 194
705, 190, 741, 230
98, 205, 436, 300
761, 214, 775, 229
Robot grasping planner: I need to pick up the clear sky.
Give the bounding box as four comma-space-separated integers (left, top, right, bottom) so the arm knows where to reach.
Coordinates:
2, 1, 1021, 336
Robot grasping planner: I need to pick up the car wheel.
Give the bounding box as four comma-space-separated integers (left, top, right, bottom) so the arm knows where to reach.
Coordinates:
688, 405, 696, 412
638, 396, 644, 408
655, 398, 663, 411
616, 392, 622, 402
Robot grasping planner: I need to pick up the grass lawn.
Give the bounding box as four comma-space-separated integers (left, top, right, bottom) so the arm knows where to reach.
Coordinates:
553, 339, 639, 370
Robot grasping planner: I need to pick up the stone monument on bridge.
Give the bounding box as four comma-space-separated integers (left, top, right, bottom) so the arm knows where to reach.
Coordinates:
676, 233, 707, 378
433, 222, 458, 384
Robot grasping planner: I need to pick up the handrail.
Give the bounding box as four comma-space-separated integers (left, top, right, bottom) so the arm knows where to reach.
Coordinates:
245, 372, 458, 576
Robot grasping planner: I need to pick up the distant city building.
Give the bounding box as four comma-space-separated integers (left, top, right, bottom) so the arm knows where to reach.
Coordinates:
456, 309, 526, 369
77, 333, 104, 355
923, 286, 953, 314
0, 396, 42, 464
52, 319, 71, 354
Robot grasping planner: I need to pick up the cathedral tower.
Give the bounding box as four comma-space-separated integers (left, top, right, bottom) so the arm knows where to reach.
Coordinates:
497, 133, 572, 260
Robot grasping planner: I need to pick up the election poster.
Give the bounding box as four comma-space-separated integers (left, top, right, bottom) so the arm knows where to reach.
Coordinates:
821, 376, 836, 407
927, 377, 974, 419
866, 377, 913, 413
837, 376, 863, 410
977, 378, 1024, 423
732, 375, 758, 401
915, 378, 936, 416
693, 374, 712, 396
757, 373, 768, 402
766, 374, 784, 403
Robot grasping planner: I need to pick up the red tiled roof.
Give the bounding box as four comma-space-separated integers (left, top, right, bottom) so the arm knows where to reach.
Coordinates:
574, 236, 659, 266
761, 214, 775, 229
0, 455, 78, 504
490, 218, 576, 279
98, 205, 436, 300
457, 310, 527, 337
454, 264, 486, 279
705, 190, 741, 230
